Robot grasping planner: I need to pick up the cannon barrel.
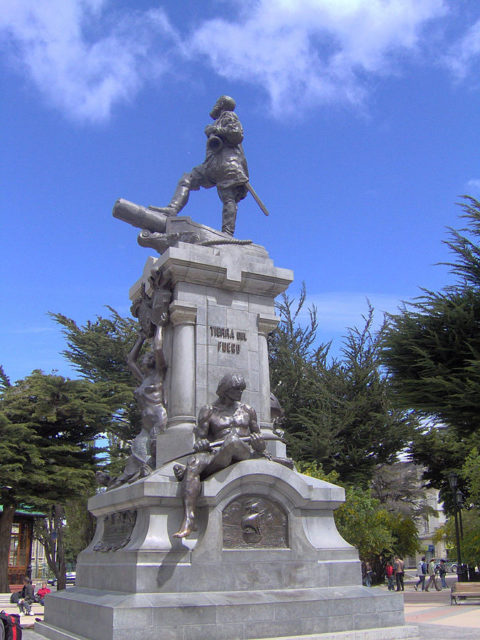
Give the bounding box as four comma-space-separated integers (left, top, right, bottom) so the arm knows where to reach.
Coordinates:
112, 198, 167, 234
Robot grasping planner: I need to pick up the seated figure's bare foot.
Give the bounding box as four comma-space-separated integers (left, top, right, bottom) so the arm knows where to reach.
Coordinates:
173, 518, 195, 538
173, 464, 186, 481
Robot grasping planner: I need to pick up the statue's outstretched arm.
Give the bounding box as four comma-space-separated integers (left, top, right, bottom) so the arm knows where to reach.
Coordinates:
127, 334, 145, 382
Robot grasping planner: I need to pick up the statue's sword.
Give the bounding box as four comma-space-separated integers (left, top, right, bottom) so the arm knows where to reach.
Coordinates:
162, 433, 284, 467
246, 182, 269, 216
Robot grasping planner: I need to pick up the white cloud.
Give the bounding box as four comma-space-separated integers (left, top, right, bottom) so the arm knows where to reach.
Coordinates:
188, 0, 447, 117
0, 0, 180, 122
444, 19, 480, 80
0, 0, 465, 122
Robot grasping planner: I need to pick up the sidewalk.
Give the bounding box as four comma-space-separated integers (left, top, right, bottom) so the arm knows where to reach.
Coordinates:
0, 591, 45, 630
390, 572, 480, 639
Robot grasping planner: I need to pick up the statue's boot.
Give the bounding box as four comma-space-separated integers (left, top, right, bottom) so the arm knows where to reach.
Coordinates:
154, 173, 191, 217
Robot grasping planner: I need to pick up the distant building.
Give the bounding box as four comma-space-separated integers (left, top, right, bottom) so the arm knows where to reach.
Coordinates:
1, 505, 45, 587
408, 486, 447, 567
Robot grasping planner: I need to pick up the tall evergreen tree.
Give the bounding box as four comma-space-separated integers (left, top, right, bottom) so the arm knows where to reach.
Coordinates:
0, 370, 111, 590
382, 197, 480, 434
268, 286, 335, 464
50, 309, 139, 472
269, 293, 416, 485
381, 197, 480, 502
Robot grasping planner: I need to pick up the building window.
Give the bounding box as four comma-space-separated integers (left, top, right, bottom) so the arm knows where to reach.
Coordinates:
8, 524, 20, 566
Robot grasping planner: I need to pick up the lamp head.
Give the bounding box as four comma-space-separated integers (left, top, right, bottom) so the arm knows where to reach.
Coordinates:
448, 471, 458, 490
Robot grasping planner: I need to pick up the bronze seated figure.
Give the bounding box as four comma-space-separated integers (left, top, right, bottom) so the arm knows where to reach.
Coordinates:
173, 373, 266, 538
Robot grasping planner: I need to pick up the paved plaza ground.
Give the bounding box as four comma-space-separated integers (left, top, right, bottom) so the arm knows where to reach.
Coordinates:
3, 572, 480, 640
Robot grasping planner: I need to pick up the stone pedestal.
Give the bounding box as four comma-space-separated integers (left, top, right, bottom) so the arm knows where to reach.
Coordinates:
36, 460, 417, 640
130, 239, 293, 463
36, 234, 418, 640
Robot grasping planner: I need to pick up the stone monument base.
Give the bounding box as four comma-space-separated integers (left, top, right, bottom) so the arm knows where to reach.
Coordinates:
35, 588, 418, 640
36, 461, 418, 640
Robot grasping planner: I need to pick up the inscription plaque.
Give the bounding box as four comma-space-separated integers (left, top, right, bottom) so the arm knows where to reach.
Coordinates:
209, 325, 248, 355
93, 510, 137, 552
223, 495, 288, 548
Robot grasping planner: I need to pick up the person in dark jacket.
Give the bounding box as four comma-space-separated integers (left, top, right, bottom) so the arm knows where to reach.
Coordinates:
438, 559, 448, 589
18, 576, 35, 615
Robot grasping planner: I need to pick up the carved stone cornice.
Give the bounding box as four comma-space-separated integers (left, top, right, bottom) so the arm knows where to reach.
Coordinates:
257, 316, 279, 336
169, 302, 197, 326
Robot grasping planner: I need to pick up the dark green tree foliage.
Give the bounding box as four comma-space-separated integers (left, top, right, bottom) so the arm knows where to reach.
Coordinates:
63, 494, 96, 566
335, 485, 418, 583
0, 370, 111, 590
269, 290, 416, 486
462, 447, 480, 508
327, 313, 415, 484
51, 309, 140, 470
408, 426, 478, 514
51, 309, 137, 386
268, 286, 334, 463
382, 197, 480, 435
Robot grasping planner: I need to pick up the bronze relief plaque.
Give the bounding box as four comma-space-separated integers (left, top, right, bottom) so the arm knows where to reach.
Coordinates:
223, 495, 288, 548
93, 509, 137, 552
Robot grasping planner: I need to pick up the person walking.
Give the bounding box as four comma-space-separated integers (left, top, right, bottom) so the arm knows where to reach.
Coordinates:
385, 561, 395, 591
414, 556, 427, 591
394, 556, 405, 591
425, 557, 441, 591
438, 559, 448, 589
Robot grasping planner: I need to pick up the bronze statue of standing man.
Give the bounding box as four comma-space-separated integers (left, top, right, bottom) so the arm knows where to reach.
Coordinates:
156, 95, 249, 236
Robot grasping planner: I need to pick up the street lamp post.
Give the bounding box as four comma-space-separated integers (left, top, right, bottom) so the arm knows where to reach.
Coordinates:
456, 489, 464, 539
448, 472, 465, 582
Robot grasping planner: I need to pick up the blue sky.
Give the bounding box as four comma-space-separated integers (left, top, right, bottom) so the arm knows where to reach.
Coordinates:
1, 0, 480, 384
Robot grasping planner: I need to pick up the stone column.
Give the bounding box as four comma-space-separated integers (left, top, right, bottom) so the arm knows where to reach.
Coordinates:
168, 302, 197, 425
156, 301, 197, 466
257, 315, 285, 458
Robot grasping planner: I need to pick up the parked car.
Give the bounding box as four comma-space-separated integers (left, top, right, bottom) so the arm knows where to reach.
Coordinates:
47, 572, 76, 586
